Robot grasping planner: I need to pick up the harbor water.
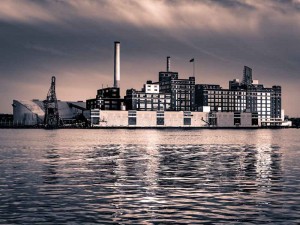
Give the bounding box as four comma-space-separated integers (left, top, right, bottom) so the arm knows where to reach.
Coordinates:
0, 129, 299, 224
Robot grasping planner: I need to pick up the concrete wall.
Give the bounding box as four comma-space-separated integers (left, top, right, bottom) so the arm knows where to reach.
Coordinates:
94, 110, 209, 127
99, 110, 128, 127
92, 110, 261, 128
191, 112, 209, 127
136, 111, 156, 126
216, 112, 253, 127
216, 112, 234, 127
241, 113, 252, 127
164, 111, 184, 127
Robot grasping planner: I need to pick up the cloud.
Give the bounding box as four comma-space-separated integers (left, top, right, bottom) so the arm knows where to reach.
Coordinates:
24, 43, 70, 56
0, 0, 298, 33
0, 0, 300, 115
0, 0, 57, 24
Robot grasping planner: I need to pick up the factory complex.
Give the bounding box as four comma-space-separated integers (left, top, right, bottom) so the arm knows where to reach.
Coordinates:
11, 41, 290, 128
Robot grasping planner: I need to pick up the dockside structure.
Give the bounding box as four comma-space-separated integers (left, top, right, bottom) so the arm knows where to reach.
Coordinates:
12, 41, 285, 127
195, 66, 282, 126
64, 42, 284, 127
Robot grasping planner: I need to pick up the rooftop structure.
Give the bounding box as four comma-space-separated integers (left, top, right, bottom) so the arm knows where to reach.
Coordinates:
159, 57, 195, 111
87, 41, 124, 111
242, 66, 253, 86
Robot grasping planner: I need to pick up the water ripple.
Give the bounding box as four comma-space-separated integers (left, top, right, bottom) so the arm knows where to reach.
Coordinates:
0, 129, 300, 224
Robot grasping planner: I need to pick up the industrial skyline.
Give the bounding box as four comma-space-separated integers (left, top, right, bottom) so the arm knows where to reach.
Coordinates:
0, 0, 300, 116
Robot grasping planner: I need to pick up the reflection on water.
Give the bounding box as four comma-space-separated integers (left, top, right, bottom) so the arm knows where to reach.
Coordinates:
0, 129, 299, 224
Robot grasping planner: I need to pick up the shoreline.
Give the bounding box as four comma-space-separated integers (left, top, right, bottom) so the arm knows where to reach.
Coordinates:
0, 126, 297, 130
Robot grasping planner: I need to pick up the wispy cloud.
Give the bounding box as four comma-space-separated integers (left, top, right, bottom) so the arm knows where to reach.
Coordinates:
24, 43, 70, 56
0, 0, 57, 24
1, 0, 300, 34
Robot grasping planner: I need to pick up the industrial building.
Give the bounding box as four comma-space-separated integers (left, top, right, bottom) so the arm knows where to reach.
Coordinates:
11, 41, 287, 128
86, 87, 124, 110
0, 114, 13, 127
90, 110, 261, 128
12, 100, 87, 126
91, 110, 206, 127
87, 41, 124, 111
87, 42, 285, 128
195, 66, 283, 126
125, 81, 171, 111
12, 75, 88, 127
158, 57, 195, 111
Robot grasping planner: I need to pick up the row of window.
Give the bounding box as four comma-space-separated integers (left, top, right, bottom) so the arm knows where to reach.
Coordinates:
207, 91, 274, 96
128, 117, 192, 126
136, 99, 171, 103
207, 96, 272, 100
135, 94, 170, 98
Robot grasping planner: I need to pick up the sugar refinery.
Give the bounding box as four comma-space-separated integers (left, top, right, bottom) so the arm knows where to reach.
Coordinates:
12, 41, 291, 128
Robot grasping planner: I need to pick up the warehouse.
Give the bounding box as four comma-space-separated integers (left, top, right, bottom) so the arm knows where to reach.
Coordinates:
12, 99, 87, 126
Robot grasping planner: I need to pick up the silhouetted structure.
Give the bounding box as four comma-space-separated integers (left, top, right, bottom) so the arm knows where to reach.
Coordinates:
44, 76, 60, 128
242, 66, 253, 85
87, 87, 123, 110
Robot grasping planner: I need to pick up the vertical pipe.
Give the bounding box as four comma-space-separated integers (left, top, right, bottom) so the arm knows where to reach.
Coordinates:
167, 56, 170, 72
114, 41, 120, 88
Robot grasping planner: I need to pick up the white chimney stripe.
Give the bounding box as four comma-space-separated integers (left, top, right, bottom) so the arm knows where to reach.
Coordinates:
114, 42, 120, 88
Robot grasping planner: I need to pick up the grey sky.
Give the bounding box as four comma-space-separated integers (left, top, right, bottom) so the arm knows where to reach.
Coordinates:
0, 0, 299, 116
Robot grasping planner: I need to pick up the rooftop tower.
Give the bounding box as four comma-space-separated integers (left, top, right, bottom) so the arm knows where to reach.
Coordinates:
242, 66, 253, 85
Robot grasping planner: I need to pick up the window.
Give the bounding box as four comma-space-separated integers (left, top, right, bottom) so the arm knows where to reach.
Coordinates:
234, 118, 240, 125
157, 118, 164, 125
91, 117, 99, 125
128, 117, 136, 125
184, 118, 191, 125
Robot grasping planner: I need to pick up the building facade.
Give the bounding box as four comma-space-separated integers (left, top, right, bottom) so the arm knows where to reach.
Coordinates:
158, 70, 195, 111
125, 81, 171, 111
91, 110, 208, 127
195, 66, 282, 126
90, 109, 260, 128
87, 87, 124, 110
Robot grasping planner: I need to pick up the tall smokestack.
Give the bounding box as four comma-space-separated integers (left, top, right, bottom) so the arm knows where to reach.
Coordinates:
114, 41, 120, 88
167, 56, 170, 72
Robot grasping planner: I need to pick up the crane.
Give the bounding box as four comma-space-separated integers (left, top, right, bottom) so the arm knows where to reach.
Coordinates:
44, 76, 60, 129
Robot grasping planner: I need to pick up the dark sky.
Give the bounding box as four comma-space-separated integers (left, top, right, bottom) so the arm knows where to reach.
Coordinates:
0, 0, 299, 116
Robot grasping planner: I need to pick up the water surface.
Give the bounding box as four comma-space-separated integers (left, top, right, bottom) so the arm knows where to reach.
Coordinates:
0, 129, 299, 224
